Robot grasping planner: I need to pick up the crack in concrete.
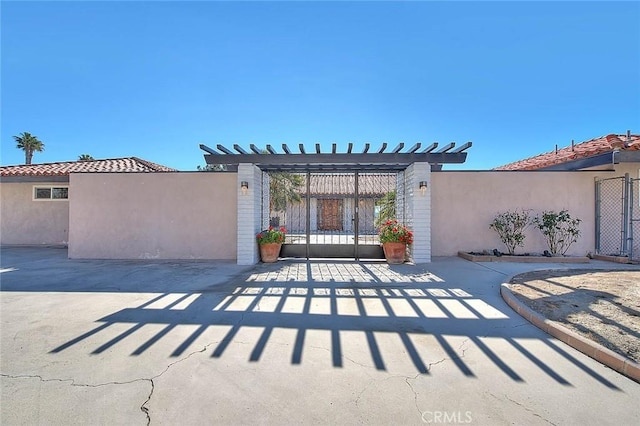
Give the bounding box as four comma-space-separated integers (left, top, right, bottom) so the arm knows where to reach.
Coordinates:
473, 262, 511, 276
1, 341, 217, 425
403, 373, 422, 417
489, 392, 557, 426
458, 338, 470, 357
0, 373, 144, 388
307, 344, 379, 370
353, 378, 376, 407
427, 358, 447, 370
504, 395, 558, 426
140, 379, 154, 425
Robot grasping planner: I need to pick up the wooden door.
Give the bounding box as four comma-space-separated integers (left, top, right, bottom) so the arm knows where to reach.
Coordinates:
318, 199, 343, 230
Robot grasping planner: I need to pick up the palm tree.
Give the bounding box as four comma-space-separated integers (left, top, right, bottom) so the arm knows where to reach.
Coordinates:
196, 164, 226, 171
14, 132, 45, 165
270, 172, 304, 213
78, 154, 94, 161
374, 190, 396, 229
269, 172, 304, 227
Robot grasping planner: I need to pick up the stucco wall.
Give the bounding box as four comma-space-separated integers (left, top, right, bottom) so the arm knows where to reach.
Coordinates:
610, 163, 640, 179
431, 171, 599, 256
68, 173, 237, 259
0, 182, 69, 245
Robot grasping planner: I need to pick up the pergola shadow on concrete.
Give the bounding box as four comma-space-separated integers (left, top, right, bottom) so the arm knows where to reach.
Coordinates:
40, 258, 627, 392
200, 142, 472, 265
3, 247, 638, 424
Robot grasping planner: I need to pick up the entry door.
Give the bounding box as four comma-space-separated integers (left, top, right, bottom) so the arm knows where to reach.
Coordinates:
318, 199, 343, 231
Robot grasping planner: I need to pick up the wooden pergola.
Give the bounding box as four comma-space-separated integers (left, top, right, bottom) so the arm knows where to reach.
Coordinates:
200, 141, 471, 172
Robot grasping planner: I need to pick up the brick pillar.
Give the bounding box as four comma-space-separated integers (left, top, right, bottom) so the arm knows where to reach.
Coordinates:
237, 164, 263, 265
405, 162, 431, 263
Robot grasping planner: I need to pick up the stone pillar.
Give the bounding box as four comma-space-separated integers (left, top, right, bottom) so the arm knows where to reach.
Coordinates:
237, 164, 263, 265
405, 162, 431, 263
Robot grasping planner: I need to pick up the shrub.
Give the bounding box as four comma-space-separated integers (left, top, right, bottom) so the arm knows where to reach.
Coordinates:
489, 210, 531, 255
533, 210, 581, 255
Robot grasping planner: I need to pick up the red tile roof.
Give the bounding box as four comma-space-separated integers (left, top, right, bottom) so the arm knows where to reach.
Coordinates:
0, 157, 177, 177
495, 133, 640, 171
299, 173, 397, 196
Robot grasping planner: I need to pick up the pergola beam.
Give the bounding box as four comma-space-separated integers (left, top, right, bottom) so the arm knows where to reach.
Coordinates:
452, 141, 473, 153
216, 144, 234, 155
233, 144, 248, 154
407, 143, 421, 153
199, 144, 220, 155
203, 152, 468, 167
435, 142, 455, 153
421, 142, 438, 153
391, 142, 404, 154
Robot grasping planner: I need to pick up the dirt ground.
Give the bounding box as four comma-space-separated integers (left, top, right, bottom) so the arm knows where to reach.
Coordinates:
507, 269, 640, 363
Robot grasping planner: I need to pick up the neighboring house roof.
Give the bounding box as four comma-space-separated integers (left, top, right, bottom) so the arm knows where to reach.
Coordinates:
495, 133, 640, 171
298, 173, 397, 196
0, 157, 177, 177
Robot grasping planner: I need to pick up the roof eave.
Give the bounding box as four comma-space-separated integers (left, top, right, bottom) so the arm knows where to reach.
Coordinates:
0, 175, 70, 183
536, 152, 616, 171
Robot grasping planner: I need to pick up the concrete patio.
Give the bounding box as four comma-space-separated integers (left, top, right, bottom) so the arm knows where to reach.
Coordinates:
1, 247, 639, 425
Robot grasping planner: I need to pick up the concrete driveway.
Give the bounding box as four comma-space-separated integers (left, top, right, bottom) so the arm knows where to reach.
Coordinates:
1, 247, 639, 425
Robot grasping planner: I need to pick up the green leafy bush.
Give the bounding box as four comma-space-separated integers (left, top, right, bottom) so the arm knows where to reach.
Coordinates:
533, 210, 581, 255
489, 210, 531, 255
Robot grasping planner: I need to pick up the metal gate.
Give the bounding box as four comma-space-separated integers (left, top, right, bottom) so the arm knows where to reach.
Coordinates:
263, 171, 404, 259
595, 174, 639, 261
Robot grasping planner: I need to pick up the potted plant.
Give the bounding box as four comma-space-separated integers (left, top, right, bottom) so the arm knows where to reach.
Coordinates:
256, 226, 286, 263
378, 219, 413, 264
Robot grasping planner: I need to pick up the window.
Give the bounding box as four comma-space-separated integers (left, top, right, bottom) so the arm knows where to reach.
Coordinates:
33, 186, 69, 200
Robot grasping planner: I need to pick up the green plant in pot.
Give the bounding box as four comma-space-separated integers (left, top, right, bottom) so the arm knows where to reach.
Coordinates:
256, 226, 286, 263
378, 219, 413, 264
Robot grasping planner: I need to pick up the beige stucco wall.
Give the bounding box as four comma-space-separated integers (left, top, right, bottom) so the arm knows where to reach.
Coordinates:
68, 173, 237, 259
0, 182, 69, 245
431, 171, 599, 256
611, 163, 640, 179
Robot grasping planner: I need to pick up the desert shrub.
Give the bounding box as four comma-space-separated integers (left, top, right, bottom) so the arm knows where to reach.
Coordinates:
489, 210, 531, 255
533, 210, 581, 255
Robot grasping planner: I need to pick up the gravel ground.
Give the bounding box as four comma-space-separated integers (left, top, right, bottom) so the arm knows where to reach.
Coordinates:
507, 269, 640, 363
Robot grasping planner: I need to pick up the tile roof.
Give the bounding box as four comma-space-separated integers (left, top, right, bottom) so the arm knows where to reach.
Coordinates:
0, 157, 177, 177
298, 173, 397, 196
495, 133, 640, 171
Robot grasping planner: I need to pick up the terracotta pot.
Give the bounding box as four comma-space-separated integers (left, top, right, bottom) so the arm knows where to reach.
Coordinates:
259, 243, 282, 263
382, 242, 406, 264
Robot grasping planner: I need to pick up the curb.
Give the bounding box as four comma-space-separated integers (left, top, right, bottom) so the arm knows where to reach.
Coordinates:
591, 254, 638, 264
458, 251, 590, 263
500, 282, 640, 384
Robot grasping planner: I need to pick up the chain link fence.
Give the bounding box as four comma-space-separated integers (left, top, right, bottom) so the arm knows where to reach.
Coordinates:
596, 175, 638, 260
630, 178, 639, 261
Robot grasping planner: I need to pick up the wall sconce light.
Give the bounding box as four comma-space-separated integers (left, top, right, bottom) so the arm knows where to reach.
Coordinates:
419, 181, 428, 196
240, 181, 249, 195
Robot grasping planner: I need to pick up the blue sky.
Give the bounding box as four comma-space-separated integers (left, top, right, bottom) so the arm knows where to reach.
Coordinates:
2, 1, 639, 170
